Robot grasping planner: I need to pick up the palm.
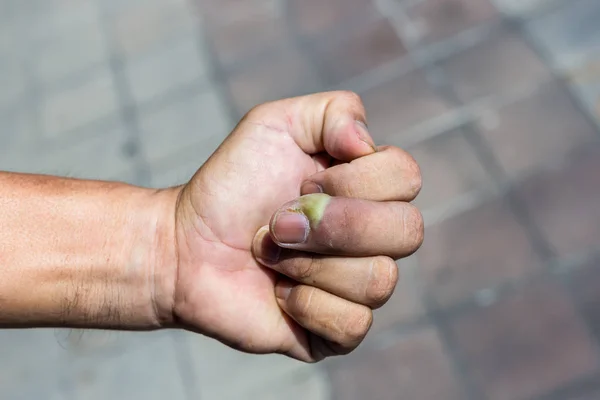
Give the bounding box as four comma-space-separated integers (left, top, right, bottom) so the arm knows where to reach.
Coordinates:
174, 122, 320, 353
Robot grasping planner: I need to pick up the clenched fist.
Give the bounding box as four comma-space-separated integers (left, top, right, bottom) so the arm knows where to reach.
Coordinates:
169, 91, 424, 362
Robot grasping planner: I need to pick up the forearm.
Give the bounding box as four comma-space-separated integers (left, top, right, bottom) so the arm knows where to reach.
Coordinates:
0, 172, 178, 330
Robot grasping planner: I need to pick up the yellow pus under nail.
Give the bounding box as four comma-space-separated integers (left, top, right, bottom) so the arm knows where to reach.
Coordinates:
295, 194, 331, 228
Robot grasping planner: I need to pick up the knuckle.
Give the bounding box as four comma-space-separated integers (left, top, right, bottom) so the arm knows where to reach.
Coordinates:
338, 90, 363, 106
401, 204, 425, 254
386, 147, 423, 198
366, 257, 399, 307
290, 286, 315, 320
392, 147, 422, 197
292, 257, 319, 281
344, 307, 373, 344
406, 153, 423, 197
414, 209, 425, 250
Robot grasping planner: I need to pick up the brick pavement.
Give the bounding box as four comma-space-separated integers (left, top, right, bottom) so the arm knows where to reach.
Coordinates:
1, 0, 600, 399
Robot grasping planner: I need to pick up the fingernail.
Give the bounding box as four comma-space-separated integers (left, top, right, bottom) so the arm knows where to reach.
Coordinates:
272, 211, 309, 244
301, 181, 324, 195
355, 120, 377, 152
275, 281, 293, 300
252, 227, 281, 265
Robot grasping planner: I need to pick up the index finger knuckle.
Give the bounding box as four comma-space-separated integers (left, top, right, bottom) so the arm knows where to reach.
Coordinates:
405, 153, 423, 198
389, 147, 422, 198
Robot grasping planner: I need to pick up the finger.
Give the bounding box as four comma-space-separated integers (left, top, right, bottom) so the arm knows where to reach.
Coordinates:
252, 227, 398, 309
311, 152, 333, 173
301, 146, 423, 202
275, 280, 373, 355
248, 91, 377, 161
269, 194, 424, 259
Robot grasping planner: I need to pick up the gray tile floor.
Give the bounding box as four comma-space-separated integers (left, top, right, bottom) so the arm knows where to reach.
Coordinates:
2, 0, 600, 399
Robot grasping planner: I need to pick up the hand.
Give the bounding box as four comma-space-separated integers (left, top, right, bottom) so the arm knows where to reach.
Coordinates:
168, 91, 424, 362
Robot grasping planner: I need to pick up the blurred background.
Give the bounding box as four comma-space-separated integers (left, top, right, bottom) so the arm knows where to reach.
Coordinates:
1, 0, 600, 399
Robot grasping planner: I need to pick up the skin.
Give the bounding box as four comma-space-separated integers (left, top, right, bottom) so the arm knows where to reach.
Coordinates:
0, 91, 424, 363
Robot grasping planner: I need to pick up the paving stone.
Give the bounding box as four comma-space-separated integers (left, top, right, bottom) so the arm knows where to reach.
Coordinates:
227, 45, 325, 117
407, 128, 493, 212
450, 280, 599, 400
0, 0, 50, 22
150, 156, 203, 188
571, 389, 600, 400
0, 14, 15, 49
44, 128, 135, 180
124, 36, 211, 106
220, 364, 331, 400
0, 115, 132, 180
0, 42, 29, 110
0, 2, 9, 22
206, 4, 288, 67
28, 0, 99, 33
0, 106, 40, 168
31, 10, 109, 85
407, 0, 498, 45
182, 332, 321, 400
526, 0, 600, 68
20, 1, 108, 85
53, 329, 135, 359
526, 0, 600, 132
312, 17, 407, 85
370, 256, 426, 333
554, 380, 600, 400
518, 143, 600, 259
192, 0, 278, 22
566, 57, 600, 129
417, 196, 544, 309
107, 0, 198, 59
441, 28, 551, 104
360, 69, 451, 143
65, 331, 187, 400
40, 66, 119, 138
568, 258, 600, 341
287, 0, 379, 38
0, 329, 69, 400
327, 327, 466, 400
149, 137, 228, 188
491, 0, 566, 16
476, 80, 599, 181
138, 88, 232, 163
12, 0, 100, 57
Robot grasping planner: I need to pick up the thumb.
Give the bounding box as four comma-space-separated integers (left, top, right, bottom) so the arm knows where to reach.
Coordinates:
250, 91, 378, 162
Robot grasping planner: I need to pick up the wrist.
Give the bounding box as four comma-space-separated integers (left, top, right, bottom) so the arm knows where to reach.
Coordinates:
66, 183, 182, 330
139, 186, 182, 328
110, 184, 181, 329
64, 183, 181, 330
